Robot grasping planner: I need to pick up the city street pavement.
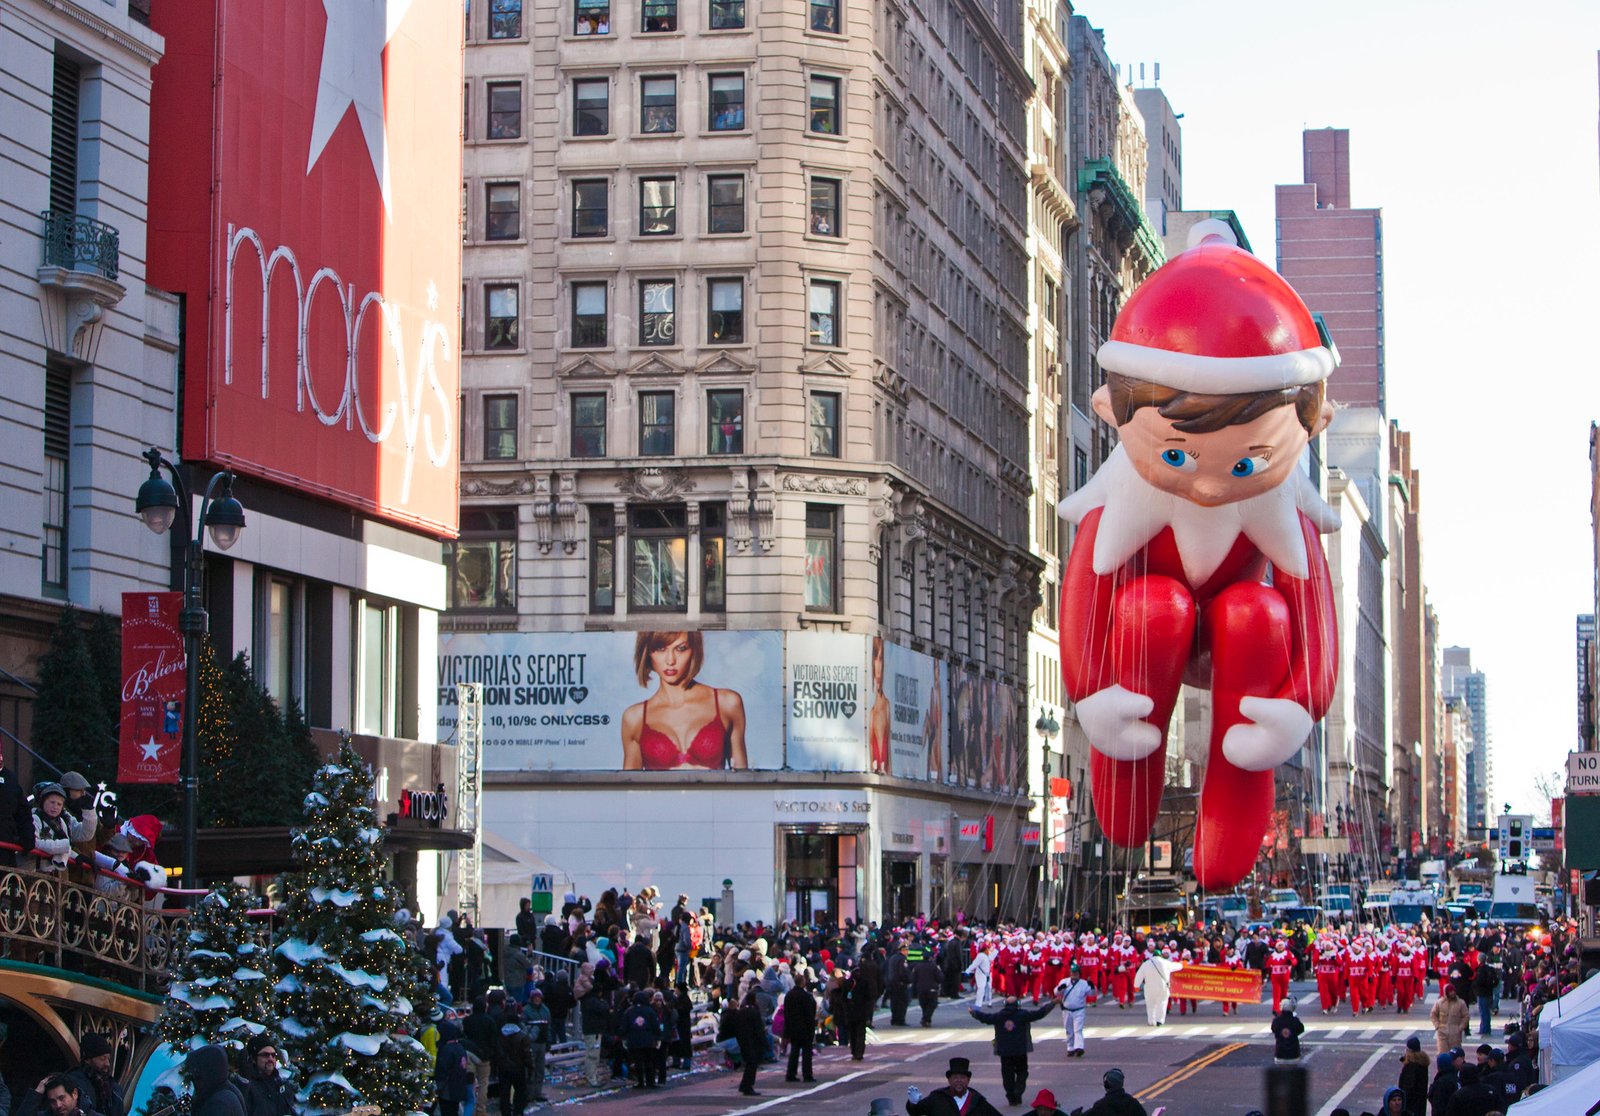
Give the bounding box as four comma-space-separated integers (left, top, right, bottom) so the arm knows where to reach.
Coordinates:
535, 980, 1493, 1115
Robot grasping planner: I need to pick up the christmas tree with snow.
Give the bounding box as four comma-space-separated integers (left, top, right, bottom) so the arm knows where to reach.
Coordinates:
272, 738, 435, 1114
157, 882, 275, 1053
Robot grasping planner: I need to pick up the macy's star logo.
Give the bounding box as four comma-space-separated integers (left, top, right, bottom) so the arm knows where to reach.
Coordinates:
305, 0, 414, 215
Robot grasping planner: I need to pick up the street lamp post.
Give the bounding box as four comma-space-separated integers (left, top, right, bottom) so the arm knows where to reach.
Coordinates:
134, 448, 245, 887
1034, 707, 1060, 926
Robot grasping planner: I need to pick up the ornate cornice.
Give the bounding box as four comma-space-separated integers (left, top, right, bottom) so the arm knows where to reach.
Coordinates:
781, 474, 868, 496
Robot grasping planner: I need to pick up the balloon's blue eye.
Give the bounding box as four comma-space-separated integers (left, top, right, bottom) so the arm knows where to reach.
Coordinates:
1232, 458, 1255, 477
1161, 449, 1188, 468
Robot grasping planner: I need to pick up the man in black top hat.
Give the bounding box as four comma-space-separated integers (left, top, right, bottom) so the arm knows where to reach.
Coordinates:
906, 1057, 1003, 1116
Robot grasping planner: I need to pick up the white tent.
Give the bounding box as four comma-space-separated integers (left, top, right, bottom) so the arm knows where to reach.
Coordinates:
1510, 1053, 1600, 1116
477, 830, 575, 935
1544, 972, 1600, 1081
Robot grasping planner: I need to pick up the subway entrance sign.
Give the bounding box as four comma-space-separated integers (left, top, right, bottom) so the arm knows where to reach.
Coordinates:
530, 873, 553, 915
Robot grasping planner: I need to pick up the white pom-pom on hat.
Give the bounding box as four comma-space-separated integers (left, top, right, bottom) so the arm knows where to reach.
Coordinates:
1186, 217, 1238, 250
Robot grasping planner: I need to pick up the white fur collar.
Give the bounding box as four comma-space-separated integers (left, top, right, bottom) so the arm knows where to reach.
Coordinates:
1058, 445, 1339, 585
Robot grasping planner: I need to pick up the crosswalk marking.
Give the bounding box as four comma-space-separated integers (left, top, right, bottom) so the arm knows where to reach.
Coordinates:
1361, 1028, 1379, 1040
1327, 1026, 1348, 1038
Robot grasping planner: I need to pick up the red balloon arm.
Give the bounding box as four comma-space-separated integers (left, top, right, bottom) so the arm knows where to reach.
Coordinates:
1271, 511, 1339, 720
1059, 506, 1115, 702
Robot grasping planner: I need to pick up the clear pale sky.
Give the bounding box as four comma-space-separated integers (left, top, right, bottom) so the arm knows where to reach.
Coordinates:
1082, 1, 1600, 818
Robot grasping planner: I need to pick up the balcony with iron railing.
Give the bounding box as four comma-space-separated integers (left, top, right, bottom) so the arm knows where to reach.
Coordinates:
41, 210, 121, 281
35, 210, 127, 361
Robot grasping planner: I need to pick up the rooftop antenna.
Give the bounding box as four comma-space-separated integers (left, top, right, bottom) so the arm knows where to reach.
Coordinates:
1154, 62, 1161, 85
1139, 62, 1145, 84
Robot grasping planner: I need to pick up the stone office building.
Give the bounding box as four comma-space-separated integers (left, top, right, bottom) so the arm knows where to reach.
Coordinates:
454, 0, 1042, 924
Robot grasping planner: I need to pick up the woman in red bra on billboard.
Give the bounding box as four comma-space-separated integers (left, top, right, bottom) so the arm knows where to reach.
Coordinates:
620, 631, 749, 770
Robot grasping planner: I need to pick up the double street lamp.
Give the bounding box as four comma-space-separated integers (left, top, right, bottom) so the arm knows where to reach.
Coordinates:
134, 448, 245, 887
1035, 707, 1060, 925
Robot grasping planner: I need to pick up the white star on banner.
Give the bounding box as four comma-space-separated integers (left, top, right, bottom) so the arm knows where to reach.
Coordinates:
139, 736, 162, 762
305, 0, 414, 215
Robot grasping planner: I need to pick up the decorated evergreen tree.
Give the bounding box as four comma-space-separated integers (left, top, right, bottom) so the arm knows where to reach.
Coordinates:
157, 882, 275, 1053
32, 607, 116, 778
272, 739, 434, 1114
195, 644, 320, 827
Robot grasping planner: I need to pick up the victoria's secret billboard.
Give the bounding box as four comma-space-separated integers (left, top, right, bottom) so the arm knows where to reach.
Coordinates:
148, 0, 463, 536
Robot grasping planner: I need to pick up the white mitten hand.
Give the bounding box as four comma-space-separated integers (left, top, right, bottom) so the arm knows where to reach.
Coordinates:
907, 1085, 922, 1103
1076, 685, 1161, 760
1221, 697, 1313, 771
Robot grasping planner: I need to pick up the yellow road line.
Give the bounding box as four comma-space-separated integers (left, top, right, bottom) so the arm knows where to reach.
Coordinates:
1135, 1041, 1247, 1100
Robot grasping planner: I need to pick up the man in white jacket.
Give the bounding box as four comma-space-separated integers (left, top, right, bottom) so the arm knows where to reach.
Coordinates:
1054, 965, 1098, 1056
964, 943, 994, 1007
1134, 949, 1181, 1027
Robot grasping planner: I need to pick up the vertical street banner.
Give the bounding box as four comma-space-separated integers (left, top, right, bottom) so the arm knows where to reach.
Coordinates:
118, 592, 185, 784
883, 641, 946, 782
786, 632, 867, 772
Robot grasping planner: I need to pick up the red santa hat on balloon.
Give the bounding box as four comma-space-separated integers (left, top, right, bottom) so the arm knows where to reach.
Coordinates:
1096, 218, 1338, 395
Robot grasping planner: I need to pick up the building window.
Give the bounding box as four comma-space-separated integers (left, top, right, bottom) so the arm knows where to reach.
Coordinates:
574, 0, 610, 34
483, 393, 518, 459
708, 73, 745, 131
706, 389, 744, 454
256, 576, 301, 705
808, 75, 840, 133
572, 178, 608, 237
485, 284, 519, 349
707, 174, 746, 233
571, 281, 608, 347
589, 506, 616, 612
573, 79, 609, 136
487, 82, 521, 139
1074, 446, 1089, 490
640, 280, 676, 346
629, 506, 689, 612
804, 505, 839, 612
809, 0, 839, 33
638, 390, 676, 455
809, 391, 840, 456
707, 278, 744, 343
702, 503, 727, 611
571, 392, 608, 457
709, 0, 745, 29
809, 177, 841, 236
640, 76, 677, 134
641, 0, 676, 32
49, 53, 80, 217
489, 0, 523, 38
639, 177, 677, 236
446, 508, 517, 611
41, 356, 70, 595
354, 598, 400, 736
808, 279, 840, 345
485, 182, 519, 240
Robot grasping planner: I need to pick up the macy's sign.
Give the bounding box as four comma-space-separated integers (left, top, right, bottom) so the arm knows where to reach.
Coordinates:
222, 223, 454, 507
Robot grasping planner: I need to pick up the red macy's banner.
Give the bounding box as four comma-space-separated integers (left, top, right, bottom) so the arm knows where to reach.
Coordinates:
118, 593, 185, 784
1169, 964, 1262, 1005
146, 0, 463, 537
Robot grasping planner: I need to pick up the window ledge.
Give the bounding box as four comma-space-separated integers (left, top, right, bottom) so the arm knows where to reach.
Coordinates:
569, 134, 617, 143
479, 238, 529, 248
637, 234, 685, 243
799, 612, 851, 629
633, 132, 686, 141
703, 129, 752, 138
805, 132, 849, 143
565, 33, 619, 43
803, 233, 845, 245
565, 235, 618, 245
482, 36, 531, 45
702, 231, 752, 240
477, 137, 527, 146
481, 347, 528, 356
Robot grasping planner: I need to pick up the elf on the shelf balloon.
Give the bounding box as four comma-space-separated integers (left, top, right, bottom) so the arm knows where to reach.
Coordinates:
1059, 219, 1340, 891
